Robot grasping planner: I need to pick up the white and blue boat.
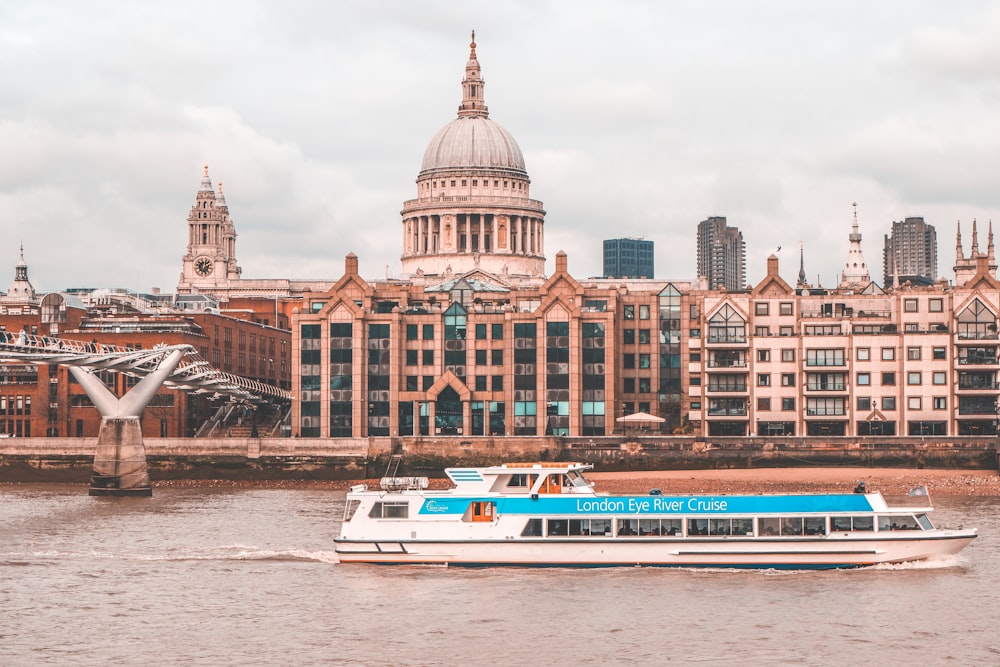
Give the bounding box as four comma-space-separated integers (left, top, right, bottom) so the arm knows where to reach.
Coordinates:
334, 462, 976, 568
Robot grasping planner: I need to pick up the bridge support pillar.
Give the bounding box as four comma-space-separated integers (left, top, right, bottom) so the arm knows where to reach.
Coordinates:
90, 417, 151, 496
71, 349, 186, 497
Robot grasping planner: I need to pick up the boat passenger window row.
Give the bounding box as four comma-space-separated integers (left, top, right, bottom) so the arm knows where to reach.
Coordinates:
368, 501, 409, 519
758, 517, 826, 536
518, 514, 927, 538
831, 516, 874, 532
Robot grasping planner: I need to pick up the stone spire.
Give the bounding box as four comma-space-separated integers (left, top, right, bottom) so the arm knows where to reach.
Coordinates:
956, 220, 965, 262
796, 241, 807, 287
5, 242, 36, 302
988, 220, 995, 264
458, 30, 489, 118
839, 202, 871, 289
971, 218, 980, 255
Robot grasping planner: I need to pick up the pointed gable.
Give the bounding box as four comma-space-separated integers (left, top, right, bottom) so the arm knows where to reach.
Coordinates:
751, 254, 793, 297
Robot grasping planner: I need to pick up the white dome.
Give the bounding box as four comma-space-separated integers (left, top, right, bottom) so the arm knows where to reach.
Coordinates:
420, 116, 526, 174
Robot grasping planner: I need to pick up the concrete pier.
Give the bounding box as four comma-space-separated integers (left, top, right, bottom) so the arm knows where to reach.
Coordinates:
88, 418, 152, 496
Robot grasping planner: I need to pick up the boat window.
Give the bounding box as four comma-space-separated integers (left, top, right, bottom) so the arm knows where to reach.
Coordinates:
521, 518, 543, 536
709, 518, 732, 536
508, 474, 531, 488
688, 518, 709, 536
916, 514, 933, 530
617, 519, 638, 536
759, 518, 780, 536
852, 516, 874, 531
564, 471, 590, 489
369, 501, 409, 519
569, 518, 611, 537
732, 518, 754, 536
831, 517, 851, 531
638, 519, 660, 535
879, 515, 921, 531
781, 517, 804, 535
343, 499, 361, 522
805, 517, 826, 535
547, 519, 569, 536
661, 519, 682, 536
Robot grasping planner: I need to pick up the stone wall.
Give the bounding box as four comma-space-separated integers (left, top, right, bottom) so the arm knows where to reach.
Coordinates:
0, 435, 995, 482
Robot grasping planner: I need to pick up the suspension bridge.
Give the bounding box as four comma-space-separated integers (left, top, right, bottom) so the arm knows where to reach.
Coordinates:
0, 332, 291, 495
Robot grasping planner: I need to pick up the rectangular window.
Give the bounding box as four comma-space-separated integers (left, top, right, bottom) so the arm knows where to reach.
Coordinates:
881, 348, 895, 361
623, 329, 635, 344
882, 372, 896, 386
755, 326, 770, 337
475, 323, 487, 339
779, 302, 794, 316
422, 350, 434, 365
904, 299, 918, 313
690, 352, 702, 362
639, 305, 650, 320
908, 396, 921, 410
907, 372, 921, 385
805, 349, 845, 366
781, 373, 795, 387
757, 374, 771, 386
857, 372, 870, 386
406, 376, 418, 391
639, 354, 651, 369
475, 376, 487, 391
857, 396, 871, 411
406, 350, 418, 366
492, 323, 504, 339
781, 397, 795, 411
932, 347, 946, 360
932, 371, 946, 385
624, 354, 635, 369
857, 348, 870, 361
757, 397, 771, 411
779, 326, 794, 336
475, 349, 487, 365
423, 324, 435, 340
624, 305, 635, 320
781, 349, 795, 362
929, 298, 943, 313
623, 378, 636, 393
638, 329, 651, 344
492, 375, 503, 391
492, 349, 503, 365
639, 378, 651, 393
933, 397, 947, 410
758, 350, 770, 362
882, 396, 896, 410
406, 324, 418, 340
907, 347, 921, 360
755, 302, 769, 316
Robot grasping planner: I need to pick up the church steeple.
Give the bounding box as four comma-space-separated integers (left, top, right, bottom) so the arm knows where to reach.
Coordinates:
4, 242, 36, 302
796, 241, 807, 287
177, 165, 242, 295
458, 30, 489, 118
839, 202, 871, 289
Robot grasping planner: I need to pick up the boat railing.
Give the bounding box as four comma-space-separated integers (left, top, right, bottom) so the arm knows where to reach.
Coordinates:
380, 477, 430, 491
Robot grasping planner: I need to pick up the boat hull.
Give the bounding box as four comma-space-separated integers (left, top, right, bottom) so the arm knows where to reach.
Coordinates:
334, 531, 976, 568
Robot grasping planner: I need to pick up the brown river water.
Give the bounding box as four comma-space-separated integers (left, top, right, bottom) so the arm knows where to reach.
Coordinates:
1, 486, 998, 666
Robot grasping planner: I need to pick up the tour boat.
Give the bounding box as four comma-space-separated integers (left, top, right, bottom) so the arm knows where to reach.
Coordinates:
334, 462, 977, 568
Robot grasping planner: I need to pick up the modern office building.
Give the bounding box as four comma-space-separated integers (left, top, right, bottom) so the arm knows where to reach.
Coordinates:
883, 216, 938, 287
696, 216, 746, 291
603, 238, 654, 278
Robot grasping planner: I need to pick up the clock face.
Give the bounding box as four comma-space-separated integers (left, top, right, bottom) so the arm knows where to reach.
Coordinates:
194, 257, 213, 277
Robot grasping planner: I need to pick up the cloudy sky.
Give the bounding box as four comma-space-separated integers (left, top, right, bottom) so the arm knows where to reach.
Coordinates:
2, 1, 999, 293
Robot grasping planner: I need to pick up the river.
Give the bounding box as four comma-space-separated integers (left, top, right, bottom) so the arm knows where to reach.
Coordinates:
1, 486, 998, 666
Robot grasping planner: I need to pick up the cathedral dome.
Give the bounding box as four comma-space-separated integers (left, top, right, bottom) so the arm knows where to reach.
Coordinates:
420, 116, 525, 174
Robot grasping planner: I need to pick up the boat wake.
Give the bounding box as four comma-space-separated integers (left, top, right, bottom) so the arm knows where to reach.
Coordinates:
870, 554, 968, 570
6, 546, 340, 565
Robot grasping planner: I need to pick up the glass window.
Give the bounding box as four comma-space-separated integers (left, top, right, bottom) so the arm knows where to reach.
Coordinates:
623, 329, 635, 344
638, 329, 651, 344
933, 397, 946, 410
639, 305, 650, 320
758, 350, 770, 362
882, 348, 895, 361
779, 302, 794, 316
755, 302, 769, 315
757, 374, 771, 386
907, 372, 921, 385
857, 348, 870, 361
406, 324, 418, 340
932, 371, 946, 385
423, 324, 435, 340
624, 305, 635, 320
757, 397, 771, 410
782, 349, 795, 362
929, 298, 943, 313
904, 299, 918, 313
639, 354, 651, 369
882, 372, 896, 386
882, 397, 896, 410
932, 347, 946, 360
907, 347, 921, 360
908, 396, 921, 410
857, 372, 870, 386
475, 323, 487, 339
492, 323, 504, 339
475, 349, 487, 365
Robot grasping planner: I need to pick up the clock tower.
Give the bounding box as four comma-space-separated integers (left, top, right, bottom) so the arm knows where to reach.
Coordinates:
177, 165, 242, 294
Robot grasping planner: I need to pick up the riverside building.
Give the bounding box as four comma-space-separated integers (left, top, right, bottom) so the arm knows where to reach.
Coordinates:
287, 34, 1000, 440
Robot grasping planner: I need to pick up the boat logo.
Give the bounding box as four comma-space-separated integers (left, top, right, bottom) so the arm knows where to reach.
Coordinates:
422, 500, 450, 514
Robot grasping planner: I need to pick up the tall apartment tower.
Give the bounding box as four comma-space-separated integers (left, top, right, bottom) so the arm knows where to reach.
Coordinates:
883, 217, 938, 287
603, 238, 654, 278
697, 216, 746, 291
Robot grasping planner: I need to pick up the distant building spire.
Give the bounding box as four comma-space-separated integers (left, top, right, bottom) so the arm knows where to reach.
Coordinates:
796, 241, 807, 287
458, 30, 489, 118
839, 202, 871, 289
4, 241, 36, 302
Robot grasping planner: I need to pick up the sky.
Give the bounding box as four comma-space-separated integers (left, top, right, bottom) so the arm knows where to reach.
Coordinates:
2, 1, 1000, 293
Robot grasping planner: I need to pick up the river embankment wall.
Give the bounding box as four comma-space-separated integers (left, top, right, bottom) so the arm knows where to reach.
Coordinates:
0, 435, 996, 482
